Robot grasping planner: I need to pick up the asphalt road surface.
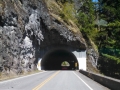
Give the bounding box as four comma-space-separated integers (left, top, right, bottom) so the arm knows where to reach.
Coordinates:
0, 71, 110, 90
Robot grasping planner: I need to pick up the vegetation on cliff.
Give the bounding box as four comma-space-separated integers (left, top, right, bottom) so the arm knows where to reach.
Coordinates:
45, 0, 120, 79
96, 0, 120, 79
79, 0, 120, 79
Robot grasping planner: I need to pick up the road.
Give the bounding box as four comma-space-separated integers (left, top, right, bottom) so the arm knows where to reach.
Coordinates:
0, 71, 109, 90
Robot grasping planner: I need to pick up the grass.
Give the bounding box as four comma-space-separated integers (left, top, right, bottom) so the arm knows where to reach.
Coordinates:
45, 0, 61, 15
44, 0, 80, 33
0, 70, 42, 81
0, 0, 5, 15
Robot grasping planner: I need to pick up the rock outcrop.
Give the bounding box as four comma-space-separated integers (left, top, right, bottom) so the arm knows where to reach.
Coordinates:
0, 0, 86, 74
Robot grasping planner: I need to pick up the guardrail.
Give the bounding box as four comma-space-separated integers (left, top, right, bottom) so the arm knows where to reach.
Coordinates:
79, 70, 120, 90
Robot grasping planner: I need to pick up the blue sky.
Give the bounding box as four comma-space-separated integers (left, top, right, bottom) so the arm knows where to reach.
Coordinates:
92, 0, 98, 2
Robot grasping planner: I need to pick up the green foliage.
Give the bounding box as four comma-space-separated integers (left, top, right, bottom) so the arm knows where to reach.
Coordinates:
74, 0, 120, 78
98, 53, 120, 79
108, 21, 120, 27
96, 0, 120, 78
102, 53, 120, 64
61, 61, 70, 66
76, 0, 97, 40
59, 2, 78, 25
96, 0, 120, 57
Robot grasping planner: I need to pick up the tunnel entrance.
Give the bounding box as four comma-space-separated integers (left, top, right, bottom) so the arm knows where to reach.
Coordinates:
41, 48, 79, 70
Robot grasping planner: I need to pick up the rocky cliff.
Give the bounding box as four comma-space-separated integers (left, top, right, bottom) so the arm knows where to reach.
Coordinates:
0, 0, 86, 74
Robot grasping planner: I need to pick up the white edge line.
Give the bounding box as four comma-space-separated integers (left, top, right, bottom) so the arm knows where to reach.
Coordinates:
73, 72, 93, 90
0, 71, 47, 83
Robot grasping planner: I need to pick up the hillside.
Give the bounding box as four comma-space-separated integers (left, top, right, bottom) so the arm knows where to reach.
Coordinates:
0, 0, 87, 78
44, 0, 120, 78
0, 0, 119, 79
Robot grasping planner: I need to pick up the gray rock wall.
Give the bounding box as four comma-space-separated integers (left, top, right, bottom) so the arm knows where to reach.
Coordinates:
0, 0, 86, 74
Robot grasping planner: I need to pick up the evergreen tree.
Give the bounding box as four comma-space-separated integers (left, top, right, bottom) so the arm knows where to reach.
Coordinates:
97, 0, 120, 79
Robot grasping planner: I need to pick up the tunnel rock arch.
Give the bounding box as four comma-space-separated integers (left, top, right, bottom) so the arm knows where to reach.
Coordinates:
40, 48, 79, 70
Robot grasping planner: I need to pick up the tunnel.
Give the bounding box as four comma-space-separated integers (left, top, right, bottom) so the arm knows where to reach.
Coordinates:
41, 48, 79, 70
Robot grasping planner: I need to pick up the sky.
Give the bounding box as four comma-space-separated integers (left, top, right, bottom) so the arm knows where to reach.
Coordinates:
92, 0, 98, 2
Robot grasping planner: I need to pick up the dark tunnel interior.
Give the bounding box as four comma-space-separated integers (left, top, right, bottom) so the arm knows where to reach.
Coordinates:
41, 48, 79, 70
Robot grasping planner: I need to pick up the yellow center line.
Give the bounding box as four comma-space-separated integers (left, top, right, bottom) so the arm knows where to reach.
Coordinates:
32, 71, 60, 90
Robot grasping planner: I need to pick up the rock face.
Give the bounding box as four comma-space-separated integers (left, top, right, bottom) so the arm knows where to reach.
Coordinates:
0, 0, 86, 74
